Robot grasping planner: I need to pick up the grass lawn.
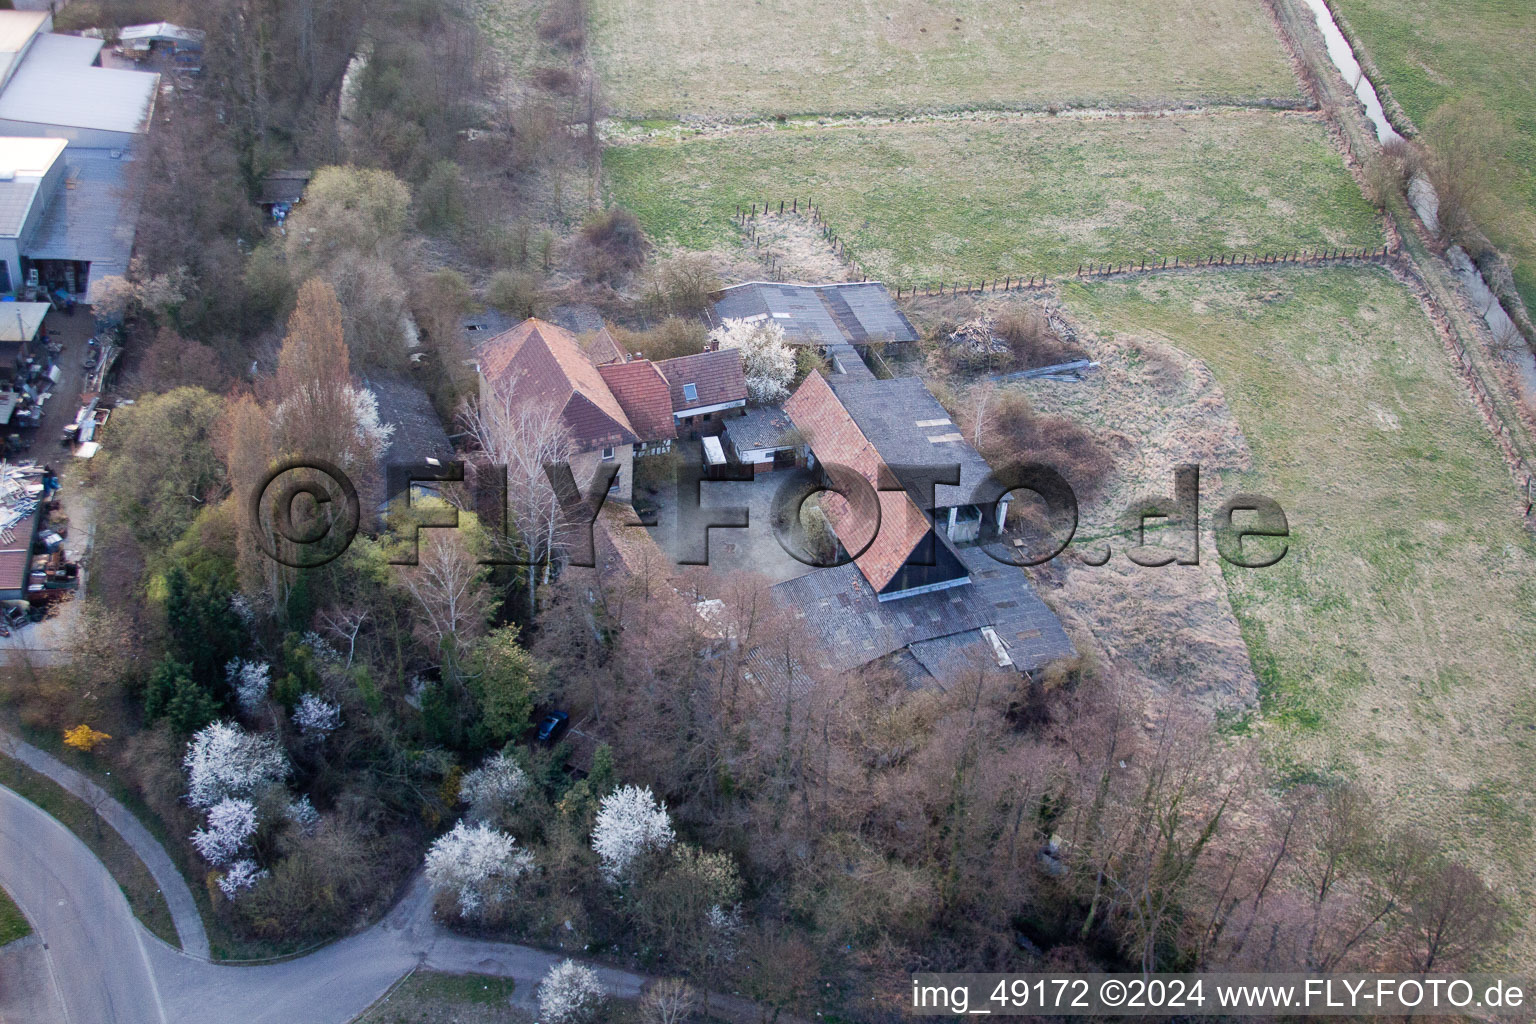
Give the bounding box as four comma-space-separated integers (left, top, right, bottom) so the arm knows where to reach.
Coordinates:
588, 0, 1299, 120
0, 755, 178, 947
358, 972, 523, 1023
606, 112, 1383, 283
0, 886, 30, 946
1329, 0, 1536, 313
1061, 266, 1536, 962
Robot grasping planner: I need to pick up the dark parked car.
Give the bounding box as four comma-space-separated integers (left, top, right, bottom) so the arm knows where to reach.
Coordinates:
537, 711, 570, 744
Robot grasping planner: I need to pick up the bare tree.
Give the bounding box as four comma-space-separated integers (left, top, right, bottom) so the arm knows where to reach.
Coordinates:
1396, 858, 1505, 972
641, 978, 697, 1024
317, 606, 369, 667
968, 380, 997, 447
464, 385, 577, 621
400, 528, 493, 660
1422, 96, 1510, 248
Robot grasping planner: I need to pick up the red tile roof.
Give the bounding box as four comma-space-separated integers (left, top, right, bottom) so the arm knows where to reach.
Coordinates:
598, 359, 677, 442
783, 372, 932, 592
657, 349, 747, 413
479, 318, 638, 449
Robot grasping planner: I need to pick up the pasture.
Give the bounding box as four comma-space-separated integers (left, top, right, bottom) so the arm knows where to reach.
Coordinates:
1060, 266, 1536, 961
605, 112, 1383, 284
1331, 0, 1536, 311
587, 0, 1301, 120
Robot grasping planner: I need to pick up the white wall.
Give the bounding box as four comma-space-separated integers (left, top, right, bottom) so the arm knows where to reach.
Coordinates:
0, 119, 136, 150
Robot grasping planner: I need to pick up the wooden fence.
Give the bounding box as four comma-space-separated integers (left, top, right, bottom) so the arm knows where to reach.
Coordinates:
733, 200, 1535, 515
734, 199, 1394, 293
1077, 246, 1392, 277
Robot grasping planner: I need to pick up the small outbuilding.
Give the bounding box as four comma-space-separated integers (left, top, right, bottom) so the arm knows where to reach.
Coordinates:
722, 404, 801, 473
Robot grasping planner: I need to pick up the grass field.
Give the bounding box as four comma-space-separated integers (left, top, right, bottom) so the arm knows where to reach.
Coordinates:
0, 754, 178, 947
588, 0, 1300, 120
0, 887, 29, 946
359, 972, 522, 1023
1061, 266, 1536, 959
356, 972, 662, 1024
1329, 0, 1536, 313
606, 113, 1383, 283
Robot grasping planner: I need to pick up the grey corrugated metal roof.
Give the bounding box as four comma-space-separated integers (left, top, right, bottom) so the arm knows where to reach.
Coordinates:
364, 376, 455, 492
25, 148, 137, 284
823, 342, 876, 382
0, 177, 38, 237
770, 544, 1072, 679
826, 375, 993, 510
119, 23, 205, 47
26, 33, 103, 68
723, 404, 796, 451
0, 34, 157, 134
711, 282, 919, 346
462, 308, 517, 346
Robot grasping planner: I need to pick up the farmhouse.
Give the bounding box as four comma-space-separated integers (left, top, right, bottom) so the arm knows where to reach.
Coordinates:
710, 281, 919, 346
772, 368, 1071, 680
597, 357, 675, 455
475, 318, 750, 500
824, 374, 1003, 543
655, 348, 747, 433
477, 318, 645, 502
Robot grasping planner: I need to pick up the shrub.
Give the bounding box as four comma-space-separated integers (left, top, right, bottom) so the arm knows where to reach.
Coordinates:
591, 784, 674, 883
416, 160, 468, 235
709, 317, 794, 404
183, 721, 290, 808
486, 271, 542, 317
977, 391, 1112, 502
993, 307, 1082, 368
577, 207, 647, 283
460, 751, 532, 827
609, 318, 707, 362
425, 820, 534, 921
532, 66, 580, 95
644, 253, 721, 316
536, 0, 587, 51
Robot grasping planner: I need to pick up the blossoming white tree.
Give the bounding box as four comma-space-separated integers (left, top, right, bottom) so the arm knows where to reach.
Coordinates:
292, 692, 343, 737
424, 820, 534, 920
537, 959, 604, 1024
285, 795, 320, 835
183, 722, 290, 808
190, 797, 258, 866
219, 859, 268, 899
591, 784, 675, 883
459, 752, 530, 826
709, 317, 795, 404
226, 659, 271, 715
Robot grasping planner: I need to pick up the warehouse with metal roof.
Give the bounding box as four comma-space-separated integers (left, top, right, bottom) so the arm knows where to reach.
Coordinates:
0, 28, 158, 147
710, 281, 920, 346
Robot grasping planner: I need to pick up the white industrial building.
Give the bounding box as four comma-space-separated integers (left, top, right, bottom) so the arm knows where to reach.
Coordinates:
0, 12, 158, 301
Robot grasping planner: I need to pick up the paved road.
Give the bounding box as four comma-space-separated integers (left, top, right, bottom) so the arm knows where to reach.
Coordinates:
0, 779, 650, 1024
0, 783, 172, 1024
0, 730, 208, 959
0, 731, 803, 1024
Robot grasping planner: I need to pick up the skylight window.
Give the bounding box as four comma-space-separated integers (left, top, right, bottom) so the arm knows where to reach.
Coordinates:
682, 383, 698, 403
